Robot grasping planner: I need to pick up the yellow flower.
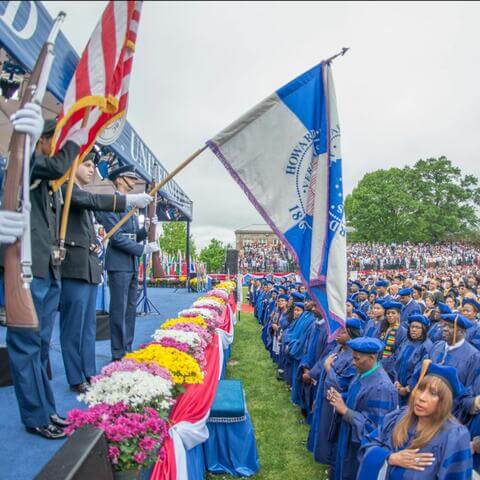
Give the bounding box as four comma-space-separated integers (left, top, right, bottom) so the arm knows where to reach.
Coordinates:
161, 316, 208, 330
126, 345, 203, 384
198, 296, 226, 305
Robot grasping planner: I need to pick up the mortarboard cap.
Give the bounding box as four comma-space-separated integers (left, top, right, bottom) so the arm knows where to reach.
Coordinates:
398, 288, 413, 296
346, 337, 384, 354
408, 314, 430, 327
383, 301, 403, 312
440, 313, 473, 330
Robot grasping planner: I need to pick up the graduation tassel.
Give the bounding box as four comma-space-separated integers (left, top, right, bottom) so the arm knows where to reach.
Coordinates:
453, 314, 458, 345
411, 359, 432, 397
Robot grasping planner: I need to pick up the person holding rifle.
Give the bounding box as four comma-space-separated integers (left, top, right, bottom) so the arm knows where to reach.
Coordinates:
96, 163, 159, 362
6, 106, 87, 439
59, 153, 153, 393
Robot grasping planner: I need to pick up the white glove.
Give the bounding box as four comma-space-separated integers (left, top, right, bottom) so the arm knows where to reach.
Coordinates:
0, 210, 26, 244
144, 241, 160, 255
10, 102, 44, 149
67, 127, 89, 147
126, 193, 153, 209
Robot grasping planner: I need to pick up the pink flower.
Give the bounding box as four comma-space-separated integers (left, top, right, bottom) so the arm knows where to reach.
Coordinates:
108, 446, 120, 463
139, 436, 157, 451
134, 451, 147, 464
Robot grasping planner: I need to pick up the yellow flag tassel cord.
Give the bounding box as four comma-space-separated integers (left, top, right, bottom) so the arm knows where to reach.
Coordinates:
103, 145, 207, 243
58, 108, 91, 252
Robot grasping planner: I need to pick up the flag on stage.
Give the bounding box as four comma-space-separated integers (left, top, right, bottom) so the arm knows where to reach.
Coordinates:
207, 62, 346, 338
51, 0, 142, 160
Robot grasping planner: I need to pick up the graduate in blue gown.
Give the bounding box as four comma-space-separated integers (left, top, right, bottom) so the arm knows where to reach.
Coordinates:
420, 313, 480, 390
270, 295, 290, 364
353, 308, 369, 330
296, 310, 333, 419
463, 298, 480, 350
280, 300, 306, 386
261, 289, 278, 349
375, 279, 393, 302
277, 294, 301, 380
378, 301, 407, 380
289, 298, 318, 407
255, 282, 267, 322
356, 289, 371, 313
358, 363, 472, 480
399, 288, 421, 326
327, 337, 398, 480
308, 319, 362, 465
428, 302, 451, 344
364, 299, 385, 338
393, 314, 433, 406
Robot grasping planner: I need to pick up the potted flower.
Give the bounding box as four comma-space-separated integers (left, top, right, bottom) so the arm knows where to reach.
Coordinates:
66, 403, 168, 479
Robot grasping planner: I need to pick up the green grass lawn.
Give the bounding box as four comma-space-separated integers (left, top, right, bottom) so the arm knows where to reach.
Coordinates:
207, 309, 328, 480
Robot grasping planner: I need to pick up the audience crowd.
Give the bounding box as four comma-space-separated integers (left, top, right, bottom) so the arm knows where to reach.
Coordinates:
239, 241, 295, 273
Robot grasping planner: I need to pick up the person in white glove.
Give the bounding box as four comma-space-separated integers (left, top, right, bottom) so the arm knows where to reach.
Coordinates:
125, 193, 153, 209
10, 102, 44, 151
0, 210, 26, 244
144, 241, 160, 255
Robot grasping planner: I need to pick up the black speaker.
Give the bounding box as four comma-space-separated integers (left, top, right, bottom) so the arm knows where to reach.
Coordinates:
96, 312, 111, 341
225, 249, 239, 275
35, 426, 114, 480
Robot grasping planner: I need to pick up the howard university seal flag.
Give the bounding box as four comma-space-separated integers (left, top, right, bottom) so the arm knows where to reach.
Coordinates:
207, 61, 346, 338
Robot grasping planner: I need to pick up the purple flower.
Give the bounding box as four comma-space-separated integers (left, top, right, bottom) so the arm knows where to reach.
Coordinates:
139, 436, 157, 451
134, 451, 147, 464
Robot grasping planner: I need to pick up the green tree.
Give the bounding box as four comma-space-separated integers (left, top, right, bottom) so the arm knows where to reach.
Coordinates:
345, 157, 480, 243
199, 239, 226, 273
158, 222, 196, 257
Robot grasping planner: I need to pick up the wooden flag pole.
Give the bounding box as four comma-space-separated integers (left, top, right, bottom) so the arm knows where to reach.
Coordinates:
103, 144, 207, 243
58, 108, 91, 249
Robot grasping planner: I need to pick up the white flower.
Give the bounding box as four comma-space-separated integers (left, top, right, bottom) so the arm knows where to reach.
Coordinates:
79, 370, 175, 407
178, 308, 216, 321
152, 329, 201, 347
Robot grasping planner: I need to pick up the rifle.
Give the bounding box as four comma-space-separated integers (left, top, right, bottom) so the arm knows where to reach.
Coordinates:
3, 13, 65, 328
147, 182, 162, 278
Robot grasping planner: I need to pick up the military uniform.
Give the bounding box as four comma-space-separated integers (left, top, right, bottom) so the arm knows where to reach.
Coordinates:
6, 140, 79, 429
96, 197, 147, 360
59, 184, 126, 387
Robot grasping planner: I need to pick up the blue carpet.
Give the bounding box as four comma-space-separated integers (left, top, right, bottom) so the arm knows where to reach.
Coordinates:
0, 287, 200, 480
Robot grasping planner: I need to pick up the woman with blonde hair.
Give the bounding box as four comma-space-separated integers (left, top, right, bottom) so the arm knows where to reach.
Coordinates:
358, 362, 472, 479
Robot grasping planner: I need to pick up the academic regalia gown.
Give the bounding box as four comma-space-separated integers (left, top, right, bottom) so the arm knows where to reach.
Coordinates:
255, 291, 265, 321
380, 325, 407, 380
394, 337, 433, 405
466, 320, 480, 351
364, 318, 383, 338
421, 340, 480, 389
428, 321, 444, 344
296, 319, 333, 416
357, 407, 473, 480
308, 346, 356, 465
333, 365, 398, 480
400, 300, 421, 325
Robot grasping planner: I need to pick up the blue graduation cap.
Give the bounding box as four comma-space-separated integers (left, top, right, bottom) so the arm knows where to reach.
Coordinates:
437, 302, 452, 314
291, 291, 305, 301
346, 317, 363, 331
278, 294, 289, 301
346, 337, 384, 354
440, 314, 474, 330
293, 302, 305, 310
383, 301, 403, 312
278, 286, 288, 293
462, 298, 480, 312
346, 297, 359, 309
373, 298, 386, 307
353, 309, 369, 324
352, 280, 363, 288
398, 288, 413, 296
358, 289, 370, 295
408, 314, 430, 327
415, 361, 465, 399
375, 280, 389, 288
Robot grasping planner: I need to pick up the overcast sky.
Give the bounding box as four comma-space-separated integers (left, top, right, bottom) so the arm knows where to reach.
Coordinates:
44, 1, 480, 249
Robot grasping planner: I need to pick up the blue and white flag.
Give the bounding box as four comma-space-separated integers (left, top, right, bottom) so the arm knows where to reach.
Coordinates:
207, 62, 346, 338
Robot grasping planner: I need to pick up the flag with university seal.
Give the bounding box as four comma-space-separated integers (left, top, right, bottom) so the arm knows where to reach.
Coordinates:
207, 62, 346, 338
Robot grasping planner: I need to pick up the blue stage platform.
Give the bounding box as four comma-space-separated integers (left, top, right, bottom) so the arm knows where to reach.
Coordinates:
0, 287, 199, 480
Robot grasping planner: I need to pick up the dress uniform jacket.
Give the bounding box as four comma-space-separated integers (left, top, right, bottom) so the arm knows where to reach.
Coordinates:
96, 198, 147, 272
60, 184, 126, 284
30, 141, 80, 279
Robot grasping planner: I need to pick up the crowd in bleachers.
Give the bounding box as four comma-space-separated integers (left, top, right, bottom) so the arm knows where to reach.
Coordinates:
239, 241, 295, 273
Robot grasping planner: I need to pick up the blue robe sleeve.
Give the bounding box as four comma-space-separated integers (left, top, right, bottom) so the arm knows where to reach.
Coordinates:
436, 424, 473, 479
346, 381, 398, 443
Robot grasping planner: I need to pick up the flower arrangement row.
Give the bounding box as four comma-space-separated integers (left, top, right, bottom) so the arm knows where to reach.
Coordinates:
66, 281, 236, 474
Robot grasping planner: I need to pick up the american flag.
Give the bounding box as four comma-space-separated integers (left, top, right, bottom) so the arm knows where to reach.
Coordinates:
51, 1, 142, 158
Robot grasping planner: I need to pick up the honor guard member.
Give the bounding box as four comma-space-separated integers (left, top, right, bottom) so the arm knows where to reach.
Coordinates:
59, 153, 153, 393
6, 103, 87, 439
95, 163, 158, 361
